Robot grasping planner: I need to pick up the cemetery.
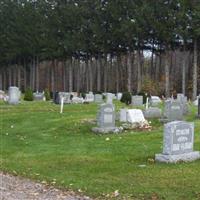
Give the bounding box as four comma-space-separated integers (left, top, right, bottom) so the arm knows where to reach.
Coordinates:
0, 1, 200, 200
1, 90, 200, 199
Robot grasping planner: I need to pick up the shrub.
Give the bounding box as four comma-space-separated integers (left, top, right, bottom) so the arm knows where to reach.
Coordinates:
24, 88, 33, 101
96, 91, 102, 94
44, 89, 51, 101
81, 92, 86, 99
121, 92, 132, 105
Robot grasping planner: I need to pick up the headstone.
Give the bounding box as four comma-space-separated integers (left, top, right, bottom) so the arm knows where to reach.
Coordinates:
85, 93, 94, 103
144, 107, 162, 119
72, 97, 84, 104
177, 93, 184, 101
177, 94, 188, 114
155, 121, 200, 163
94, 94, 103, 103
97, 104, 115, 128
116, 93, 122, 101
8, 86, 20, 104
92, 103, 123, 133
132, 95, 143, 106
149, 96, 162, 107
163, 100, 183, 122
59, 92, 71, 104
0, 90, 5, 100
53, 92, 60, 104
120, 109, 127, 122
106, 93, 114, 104
127, 109, 145, 123
71, 92, 78, 97
33, 92, 44, 101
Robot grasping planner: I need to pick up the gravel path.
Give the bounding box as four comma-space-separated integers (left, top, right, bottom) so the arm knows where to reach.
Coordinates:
0, 172, 91, 200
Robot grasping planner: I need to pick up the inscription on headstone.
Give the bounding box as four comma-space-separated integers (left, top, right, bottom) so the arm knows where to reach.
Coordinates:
155, 121, 200, 163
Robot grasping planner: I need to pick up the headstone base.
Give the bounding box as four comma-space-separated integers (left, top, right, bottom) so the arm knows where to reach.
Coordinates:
92, 127, 123, 134
155, 151, 200, 163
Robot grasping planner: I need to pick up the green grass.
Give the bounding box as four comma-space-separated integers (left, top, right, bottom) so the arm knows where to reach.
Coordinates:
1, 100, 200, 200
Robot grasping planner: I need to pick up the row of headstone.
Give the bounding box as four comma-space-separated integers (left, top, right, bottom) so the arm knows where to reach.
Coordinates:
155, 121, 200, 163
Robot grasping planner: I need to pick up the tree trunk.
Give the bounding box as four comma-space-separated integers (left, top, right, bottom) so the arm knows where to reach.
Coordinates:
51, 60, 55, 92
17, 65, 21, 89
192, 39, 198, 100
182, 44, 186, 95
76, 59, 80, 92
63, 61, 66, 91
116, 55, 121, 92
127, 52, 132, 92
165, 51, 170, 97
89, 58, 93, 91
69, 58, 73, 92
0, 71, 2, 90
3, 70, 6, 91
35, 56, 39, 91
97, 55, 101, 92
23, 59, 27, 91
32, 58, 36, 91
9, 67, 12, 87
104, 55, 107, 92
137, 50, 142, 93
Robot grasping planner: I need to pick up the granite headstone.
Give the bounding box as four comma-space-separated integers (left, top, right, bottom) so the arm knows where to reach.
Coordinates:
155, 121, 200, 163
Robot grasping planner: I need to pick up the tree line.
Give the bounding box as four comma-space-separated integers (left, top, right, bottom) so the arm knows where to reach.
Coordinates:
0, 0, 199, 99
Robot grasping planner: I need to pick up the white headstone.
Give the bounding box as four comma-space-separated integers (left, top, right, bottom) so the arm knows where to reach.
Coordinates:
127, 109, 145, 123
8, 86, 20, 104
120, 109, 127, 122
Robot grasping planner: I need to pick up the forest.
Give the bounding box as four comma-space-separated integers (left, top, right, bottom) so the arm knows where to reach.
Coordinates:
0, 0, 200, 99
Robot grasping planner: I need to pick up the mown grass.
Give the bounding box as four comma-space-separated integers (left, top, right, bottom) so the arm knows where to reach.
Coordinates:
0, 100, 200, 200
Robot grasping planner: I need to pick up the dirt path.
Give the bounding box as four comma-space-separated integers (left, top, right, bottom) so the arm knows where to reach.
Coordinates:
0, 172, 91, 200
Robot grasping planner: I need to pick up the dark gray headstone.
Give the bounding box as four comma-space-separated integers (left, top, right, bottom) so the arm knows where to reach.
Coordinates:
177, 94, 188, 115
144, 107, 162, 119
155, 121, 200, 163
132, 95, 143, 106
98, 103, 115, 128
164, 100, 183, 121
92, 103, 123, 134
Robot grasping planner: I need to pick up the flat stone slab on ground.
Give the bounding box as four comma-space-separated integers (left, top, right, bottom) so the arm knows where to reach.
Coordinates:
92, 127, 123, 134
155, 151, 200, 163
0, 172, 91, 200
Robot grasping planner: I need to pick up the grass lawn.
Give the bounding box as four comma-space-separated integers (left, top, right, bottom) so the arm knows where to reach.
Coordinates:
1, 100, 200, 200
